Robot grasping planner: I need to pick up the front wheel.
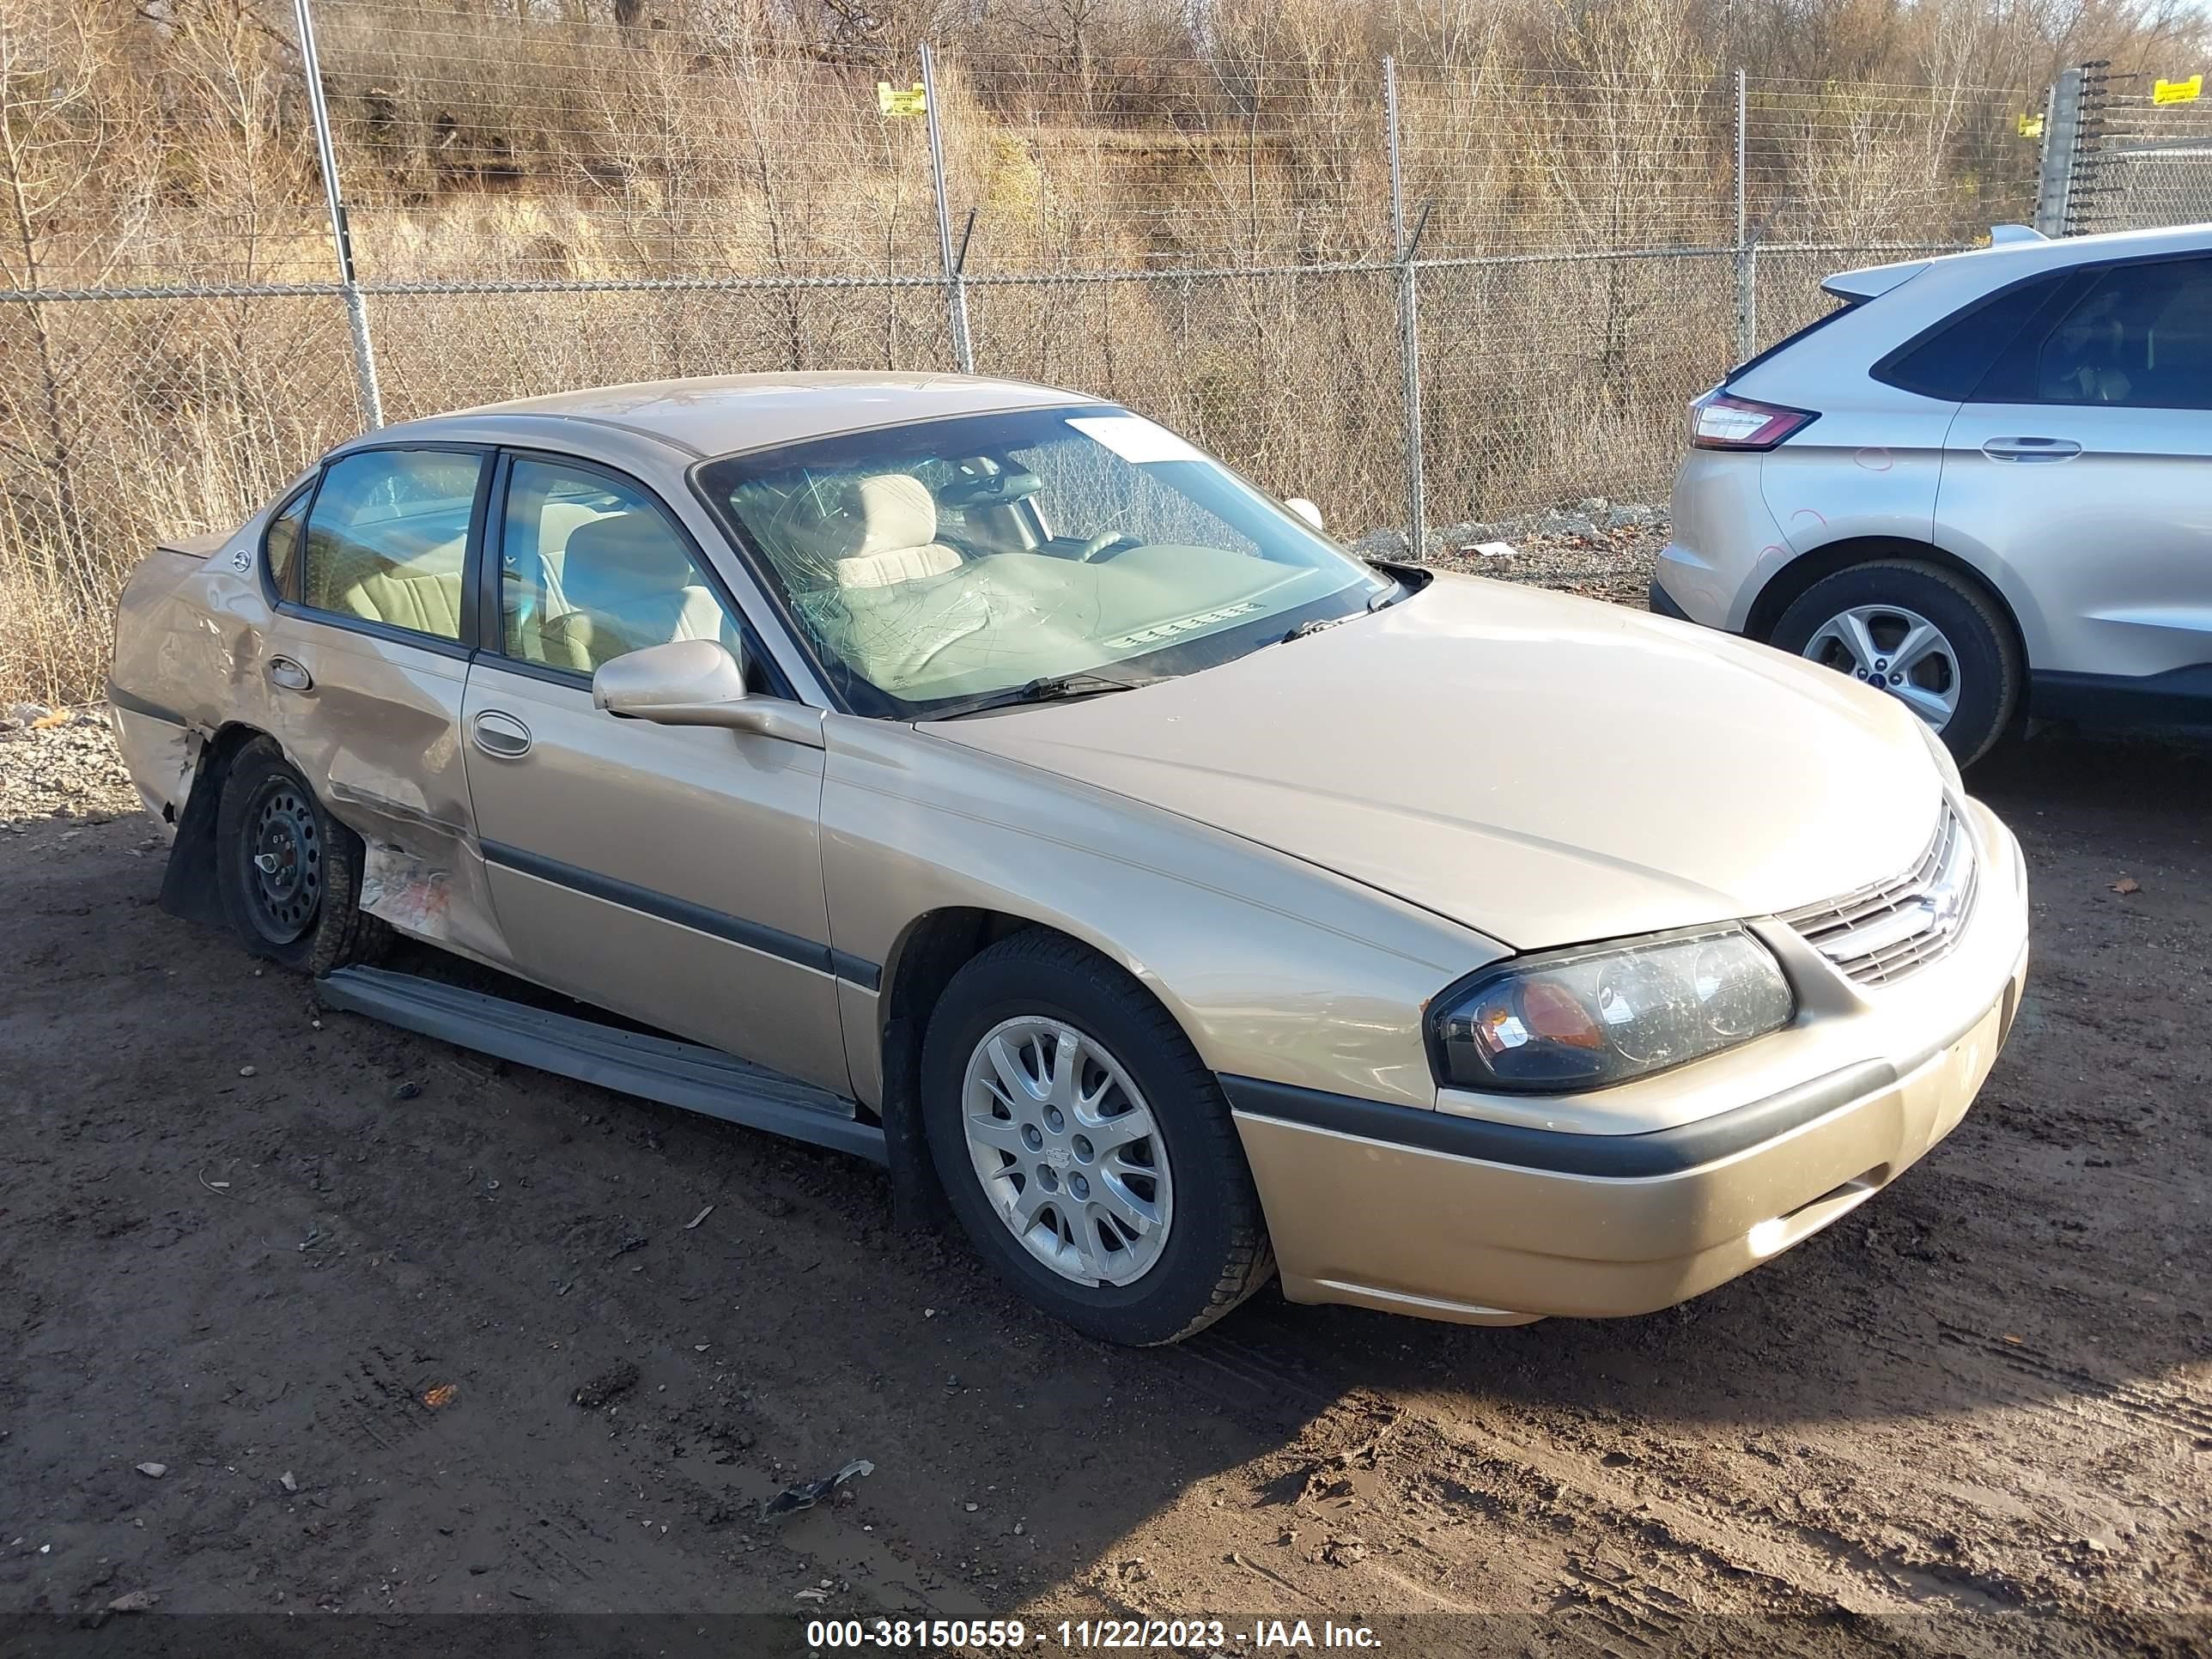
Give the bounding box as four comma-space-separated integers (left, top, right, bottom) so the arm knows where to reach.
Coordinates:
1770, 560, 2020, 766
921, 932, 1274, 1346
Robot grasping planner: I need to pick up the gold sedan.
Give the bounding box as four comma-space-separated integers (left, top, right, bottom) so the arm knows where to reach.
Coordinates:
108, 374, 2029, 1344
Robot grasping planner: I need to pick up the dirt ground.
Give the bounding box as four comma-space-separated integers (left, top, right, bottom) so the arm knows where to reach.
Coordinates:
2, 563, 2209, 1656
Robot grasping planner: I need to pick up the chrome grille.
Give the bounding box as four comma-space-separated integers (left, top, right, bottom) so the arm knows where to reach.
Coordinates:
1782, 808, 1977, 986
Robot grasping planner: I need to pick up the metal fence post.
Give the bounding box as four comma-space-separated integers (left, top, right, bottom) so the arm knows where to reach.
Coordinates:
920, 44, 975, 374
295, 0, 383, 428
2034, 66, 2086, 236
1384, 58, 1425, 559
1733, 67, 1756, 362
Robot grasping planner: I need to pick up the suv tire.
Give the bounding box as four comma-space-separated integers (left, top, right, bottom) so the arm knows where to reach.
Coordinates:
1771, 559, 2020, 765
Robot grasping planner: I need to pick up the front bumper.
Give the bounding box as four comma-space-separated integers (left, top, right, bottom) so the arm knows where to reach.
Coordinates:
1228, 802, 2030, 1326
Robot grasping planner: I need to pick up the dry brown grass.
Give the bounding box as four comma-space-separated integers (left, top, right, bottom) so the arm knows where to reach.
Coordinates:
1, 0, 2197, 703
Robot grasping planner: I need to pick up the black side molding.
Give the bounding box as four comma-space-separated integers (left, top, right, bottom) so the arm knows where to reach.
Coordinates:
105, 682, 186, 726
2029, 664, 2212, 728
1218, 1061, 1894, 1179
480, 838, 881, 989
319, 965, 886, 1164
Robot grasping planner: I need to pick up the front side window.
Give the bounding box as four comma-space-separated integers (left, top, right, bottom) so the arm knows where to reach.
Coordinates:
499, 458, 740, 673
2014, 257, 2212, 410
301, 449, 483, 641
695, 407, 1389, 715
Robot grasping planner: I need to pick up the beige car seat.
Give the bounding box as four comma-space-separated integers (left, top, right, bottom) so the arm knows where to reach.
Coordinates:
532, 500, 617, 619
538, 513, 728, 672
778, 473, 963, 592
319, 534, 467, 638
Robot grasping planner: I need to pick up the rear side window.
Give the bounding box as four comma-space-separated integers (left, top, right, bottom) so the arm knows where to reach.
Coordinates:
1984, 256, 2212, 410
263, 489, 309, 599
1724, 298, 1857, 383
301, 450, 484, 641
1873, 273, 2071, 400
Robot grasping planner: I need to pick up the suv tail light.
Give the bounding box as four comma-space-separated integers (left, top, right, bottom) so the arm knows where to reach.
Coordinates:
1689, 391, 1818, 452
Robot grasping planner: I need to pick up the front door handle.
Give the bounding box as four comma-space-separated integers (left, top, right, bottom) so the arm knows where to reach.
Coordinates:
266, 655, 313, 692
471, 710, 532, 759
1981, 435, 2081, 462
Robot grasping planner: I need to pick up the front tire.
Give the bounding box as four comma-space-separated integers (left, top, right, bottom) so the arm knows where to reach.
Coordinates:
921, 932, 1274, 1346
214, 737, 388, 975
1771, 560, 2020, 766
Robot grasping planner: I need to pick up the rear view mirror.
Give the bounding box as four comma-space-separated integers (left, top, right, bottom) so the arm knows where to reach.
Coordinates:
1285, 497, 1324, 532
593, 638, 751, 727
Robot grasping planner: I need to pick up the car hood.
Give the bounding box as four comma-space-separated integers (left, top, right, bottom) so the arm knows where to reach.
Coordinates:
927, 573, 1944, 950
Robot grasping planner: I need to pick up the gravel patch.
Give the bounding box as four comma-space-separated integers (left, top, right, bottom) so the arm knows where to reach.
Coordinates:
1354, 499, 1668, 611
0, 705, 140, 828
1425, 519, 1665, 610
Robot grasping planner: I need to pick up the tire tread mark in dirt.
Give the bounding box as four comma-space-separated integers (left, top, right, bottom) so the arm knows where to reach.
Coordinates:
317, 1345, 434, 1454
1383, 1413, 1874, 1628
1936, 1321, 2212, 1442
1165, 1301, 1342, 1433
1555, 1553, 1692, 1653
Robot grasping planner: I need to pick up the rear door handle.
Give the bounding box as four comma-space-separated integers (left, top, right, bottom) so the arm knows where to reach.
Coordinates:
1981, 435, 2081, 462
471, 710, 532, 759
266, 655, 313, 692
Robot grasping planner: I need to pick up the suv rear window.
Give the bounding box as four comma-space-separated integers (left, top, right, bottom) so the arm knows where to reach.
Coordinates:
1873, 273, 2071, 400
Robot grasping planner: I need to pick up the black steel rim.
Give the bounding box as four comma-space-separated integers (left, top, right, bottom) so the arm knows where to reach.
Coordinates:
243, 780, 322, 945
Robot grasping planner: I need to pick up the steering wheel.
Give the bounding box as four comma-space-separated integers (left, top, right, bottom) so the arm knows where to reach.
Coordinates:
1076, 531, 1140, 562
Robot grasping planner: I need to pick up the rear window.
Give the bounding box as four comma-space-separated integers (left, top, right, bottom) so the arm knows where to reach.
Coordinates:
1872, 273, 2072, 401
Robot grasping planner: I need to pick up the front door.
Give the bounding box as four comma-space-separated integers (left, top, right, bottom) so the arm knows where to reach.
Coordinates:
459, 452, 848, 1095
1938, 252, 2212, 697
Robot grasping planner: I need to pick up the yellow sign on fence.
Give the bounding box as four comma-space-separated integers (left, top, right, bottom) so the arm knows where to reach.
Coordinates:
2017, 112, 2044, 137
2153, 75, 2203, 105
878, 81, 927, 118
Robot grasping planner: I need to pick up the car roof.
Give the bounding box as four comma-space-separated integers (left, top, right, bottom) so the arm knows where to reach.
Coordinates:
349, 372, 1108, 460
1825, 221, 2212, 299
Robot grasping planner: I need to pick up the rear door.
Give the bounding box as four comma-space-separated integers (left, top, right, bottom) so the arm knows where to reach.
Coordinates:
263, 444, 512, 963
459, 450, 849, 1094
1937, 252, 2212, 694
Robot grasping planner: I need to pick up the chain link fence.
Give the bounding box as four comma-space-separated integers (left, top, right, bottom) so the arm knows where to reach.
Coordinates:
0, 0, 2102, 700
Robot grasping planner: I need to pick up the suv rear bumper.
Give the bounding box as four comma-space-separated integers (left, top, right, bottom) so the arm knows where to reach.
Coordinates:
1660, 447, 1794, 632
1647, 579, 1693, 622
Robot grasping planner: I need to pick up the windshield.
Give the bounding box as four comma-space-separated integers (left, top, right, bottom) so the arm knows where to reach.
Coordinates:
693, 406, 1390, 717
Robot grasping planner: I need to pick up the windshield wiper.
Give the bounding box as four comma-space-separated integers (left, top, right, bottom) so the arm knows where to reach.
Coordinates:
927, 672, 1151, 721
1276, 581, 1403, 645
1279, 615, 1353, 643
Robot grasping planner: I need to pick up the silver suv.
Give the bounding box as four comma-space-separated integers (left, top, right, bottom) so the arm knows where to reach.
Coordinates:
1655, 223, 2212, 763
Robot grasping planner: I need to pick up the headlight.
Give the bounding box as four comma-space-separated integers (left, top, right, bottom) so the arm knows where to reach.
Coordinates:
1431, 926, 1795, 1092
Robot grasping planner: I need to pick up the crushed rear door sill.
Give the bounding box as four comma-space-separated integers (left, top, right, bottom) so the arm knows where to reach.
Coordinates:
318, 965, 885, 1164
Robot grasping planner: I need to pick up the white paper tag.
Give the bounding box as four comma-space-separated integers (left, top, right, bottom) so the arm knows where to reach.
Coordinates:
1065, 414, 1206, 465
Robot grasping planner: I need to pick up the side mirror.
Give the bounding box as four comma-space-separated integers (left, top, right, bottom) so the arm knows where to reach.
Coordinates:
1285, 497, 1324, 533
592, 638, 826, 746
593, 637, 752, 726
